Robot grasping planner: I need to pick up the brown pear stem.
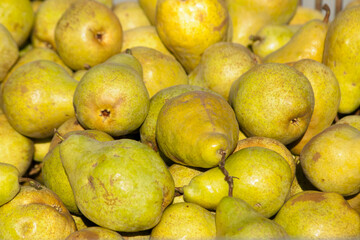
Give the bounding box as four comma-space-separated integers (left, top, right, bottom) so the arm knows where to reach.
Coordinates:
54, 128, 65, 142
218, 150, 235, 197
19, 178, 43, 190
28, 163, 43, 176
125, 48, 133, 55
322, 4, 331, 24
175, 187, 184, 197
249, 35, 263, 42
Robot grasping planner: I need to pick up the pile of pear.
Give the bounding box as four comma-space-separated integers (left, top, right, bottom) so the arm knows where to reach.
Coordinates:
0, 0, 360, 239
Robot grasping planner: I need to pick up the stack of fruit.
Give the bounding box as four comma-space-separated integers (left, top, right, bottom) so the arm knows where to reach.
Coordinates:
0, 0, 360, 239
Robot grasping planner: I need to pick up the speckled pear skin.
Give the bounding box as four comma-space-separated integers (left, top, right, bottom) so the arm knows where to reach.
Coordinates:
59, 134, 174, 232
156, 90, 239, 168
183, 147, 292, 217
0, 163, 20, 206
65, 226, 124, 240
216, 196, 288, 239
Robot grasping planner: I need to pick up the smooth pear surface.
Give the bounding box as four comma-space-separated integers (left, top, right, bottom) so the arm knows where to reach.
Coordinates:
0, 24, 18, 82
66, 227, 123, 240
323, 6, 360, 114
0, 163, 20, 206
113, 1, 151, 31
300, 124, 360, 196
274, 191, 360, 239
55, 0, 123, 70
183, 147, 292, 217
289, 6, 324, 25
156, 0, 229, 73
138, 0, 157, 25
336, 115, 360, 130
2, 60, 78, 138
59, 135, 174, 232
156, 91, 239, 168
229, 63, 314, 145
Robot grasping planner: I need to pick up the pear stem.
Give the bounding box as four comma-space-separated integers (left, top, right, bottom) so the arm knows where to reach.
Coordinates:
54, 128, 65, 142
249, 35, 263, 42
175, 187, 184, 197
218, 150, 235, 197
322, 4, 331, 24
19, 178, 43, 190
125, 48, 133, 55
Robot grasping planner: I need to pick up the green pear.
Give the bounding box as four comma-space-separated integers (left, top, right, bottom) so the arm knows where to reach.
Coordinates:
104, 51, 143, 75
55, 0, 123, 70
323, 6, 360, 114
183, 147, 292, 217
59, 134, 174, 232
288, 59, 340, 155
0, 163, 20, 206
216, 196, 288, 239
121, 26, 173, 56
300, 124, 360, 196
229, 63, 314, 145
150, 202, 216, 239
188, 41, 260, 100
155, 0, 229, 73
234, 136, 296, 182
66, 226, 123, 240
42, 130, 114, 215
226, 0, 298, 46
130, 46, 188, 98
140, 84, 217, 152
2, 60, 78, 138
72, 70, 88, 82
0, 24, 19, 82
168, 164, 204, 203
71, 214, 95, 231
289, 6, 324, 25
33, 137, 52, 162
73, 62, 149, 137
32, 0, 78, 50
0, 184, 76, 240
336, 115, 360, 130
0, 0, 34, 47
0, 113, 34, 176
250, 24, 295, 59
263, 5, 330, 64
156, 91, 239, 168
274, 191, 360, 239
113, 1, 151, 31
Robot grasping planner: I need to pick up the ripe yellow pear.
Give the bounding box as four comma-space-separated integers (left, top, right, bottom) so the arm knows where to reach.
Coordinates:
156, 0, 230, 73
113, 1, 151, 31
0, 163, 20, 206
289, 6, 324, 25
0, 24, 18, 82
138, 0, 157, 25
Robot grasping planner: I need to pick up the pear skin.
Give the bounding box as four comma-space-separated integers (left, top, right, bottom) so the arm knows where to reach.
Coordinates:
336, 115, 360, 130
0, 24, 18, 82
323, 6, 360, 114
113, 1, 151, 31
0, 163, 20, 206
156, 91, 239, 168
289, 6, 324, 25
66, 226, 123, 240
59, 134, 174, 232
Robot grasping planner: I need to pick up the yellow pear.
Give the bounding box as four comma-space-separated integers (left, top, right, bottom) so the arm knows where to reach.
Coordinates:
289, 6, 324, 25
113, 1, 151, 31
0, 24, 18, 82
66, 227, 124, 240
336, 115, 360, 130
33, 137, 52, 162
226, 0, 298, 46
345, 0, 360, 9
130, 46, 188, 97
0, 163, 20, 206
264, 5, 330, 64
121, 26, 172, 56
0, 0, 34, 47
138, 0, 157, 25
156, 0, 230, 73
289, 59, 341, 155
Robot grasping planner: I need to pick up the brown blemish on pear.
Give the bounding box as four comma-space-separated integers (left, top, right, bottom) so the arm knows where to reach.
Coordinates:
291, 191, 326, 205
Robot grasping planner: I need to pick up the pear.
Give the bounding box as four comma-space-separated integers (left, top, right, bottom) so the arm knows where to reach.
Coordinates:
336, 115, 360, 130
250, 24, 295, 59
168, 164, 204, 203
2, 60, 78, 138
289, 6, 324, 25
288, 59, 341, 155
73, 70, 88, 82
32, 0, 78, 50
71, 214, 95, 231
104, 51, 144, 75
0, 184, 76, 240
226, 0, 298, 46
33, 137, 52, 162
188, 42, 260, 101
73, 61, 149, 137
113, 1, 151, 31
66, 226, 123, 240
59, 134, 175, 232
345, 0, 360, 9
0, 113, 34, 176
0, 0, 34, 47
140, 84, 217, 152
130, 46, 188, 97
347, 192, 360, 214
156, 91, 239, 168
234, 136, 296, 182
138, 0, 157, 25
300, 124, 360, 196
183, 147, 292, 217
0, 24, 19, 82
216, 196, 288, 239
121, 26, 172, 56
229, 63, 314, 145
274, 190, 360, 239
323, 5, 360, 114
42, 130, 114, 215
55, 0, 123, 70
264, 5, 330, 64
0, 163, 20, 206
150, 202, 216, 239
155, 0, 229, 73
